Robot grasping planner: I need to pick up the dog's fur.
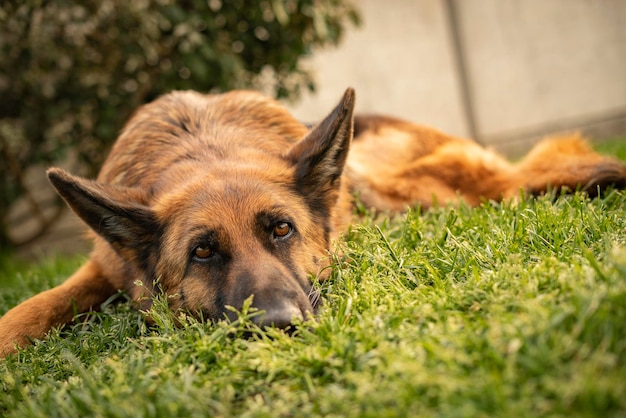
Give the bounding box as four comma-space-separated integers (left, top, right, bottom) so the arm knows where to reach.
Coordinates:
1, 89, 625, 357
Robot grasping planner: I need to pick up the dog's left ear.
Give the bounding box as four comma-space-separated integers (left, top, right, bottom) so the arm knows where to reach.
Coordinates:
287, 88, 355, 209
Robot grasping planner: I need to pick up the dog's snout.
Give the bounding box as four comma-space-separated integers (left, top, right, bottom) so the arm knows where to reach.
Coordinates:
254, 302, 305, 329
227, 261, 315, 330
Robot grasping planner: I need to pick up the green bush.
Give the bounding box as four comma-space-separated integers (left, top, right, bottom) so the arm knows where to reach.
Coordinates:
0, 0, 359, 248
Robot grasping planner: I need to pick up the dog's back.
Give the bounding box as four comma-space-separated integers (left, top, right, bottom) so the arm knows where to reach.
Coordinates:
99, 90, 309, 188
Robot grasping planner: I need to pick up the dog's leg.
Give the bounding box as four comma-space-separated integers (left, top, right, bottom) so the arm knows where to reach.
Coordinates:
0, 259, 115, 357
348, 115, 520, 210
349, 138, 517, 210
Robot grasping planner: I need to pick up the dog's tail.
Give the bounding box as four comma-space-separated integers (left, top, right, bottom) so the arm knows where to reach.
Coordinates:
510, 133, 626, 198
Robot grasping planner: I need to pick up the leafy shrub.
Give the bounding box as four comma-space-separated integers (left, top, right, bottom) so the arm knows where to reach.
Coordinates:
0, 0, 359, 248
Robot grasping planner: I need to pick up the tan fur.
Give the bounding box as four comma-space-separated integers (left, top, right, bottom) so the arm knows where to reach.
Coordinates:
1, 91, 624, 357
349, 115, 626, 209
0, 261, 115, 351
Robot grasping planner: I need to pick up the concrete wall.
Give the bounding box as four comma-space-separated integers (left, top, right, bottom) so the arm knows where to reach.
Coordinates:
286, 0, 626, 154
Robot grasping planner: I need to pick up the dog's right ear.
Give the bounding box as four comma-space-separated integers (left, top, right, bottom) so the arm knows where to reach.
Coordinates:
47, 168, 159, 259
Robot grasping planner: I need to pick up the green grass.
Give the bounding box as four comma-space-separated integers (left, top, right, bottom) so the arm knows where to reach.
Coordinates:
1, 140, 626, 417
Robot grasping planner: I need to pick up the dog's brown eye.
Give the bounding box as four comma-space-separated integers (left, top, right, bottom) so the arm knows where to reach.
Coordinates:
273, 222, 292, 238
193, 246, 213, 259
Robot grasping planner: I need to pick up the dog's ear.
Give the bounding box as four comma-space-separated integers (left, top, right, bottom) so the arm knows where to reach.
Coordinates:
47, 168, 159, 259
287, 88, 355, 209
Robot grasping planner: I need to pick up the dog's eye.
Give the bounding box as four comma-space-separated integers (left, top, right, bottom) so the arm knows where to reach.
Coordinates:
193, 245, 213, 260
273, 222, 293, 239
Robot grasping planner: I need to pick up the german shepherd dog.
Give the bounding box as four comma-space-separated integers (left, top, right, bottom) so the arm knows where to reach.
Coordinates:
1, 88, 625, 356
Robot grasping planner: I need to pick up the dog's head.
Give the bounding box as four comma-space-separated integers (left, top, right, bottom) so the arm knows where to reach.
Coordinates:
47, 89, 355, 329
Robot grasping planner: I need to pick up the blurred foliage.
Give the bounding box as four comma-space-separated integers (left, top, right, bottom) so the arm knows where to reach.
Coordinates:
0, 0, 360, 248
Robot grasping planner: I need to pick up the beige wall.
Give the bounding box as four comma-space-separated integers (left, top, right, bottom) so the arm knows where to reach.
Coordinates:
288, 0, 469, 137
286, 0, 626, 154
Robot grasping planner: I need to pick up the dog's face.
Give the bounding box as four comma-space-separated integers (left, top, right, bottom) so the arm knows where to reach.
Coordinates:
47, 89, 355, 329
151, 166, 331, 326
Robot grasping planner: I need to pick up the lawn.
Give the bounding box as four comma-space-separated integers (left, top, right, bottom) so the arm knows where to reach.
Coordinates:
1, 140, 625, 417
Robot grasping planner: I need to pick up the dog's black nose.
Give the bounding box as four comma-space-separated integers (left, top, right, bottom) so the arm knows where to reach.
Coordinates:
253, 303, 303, 329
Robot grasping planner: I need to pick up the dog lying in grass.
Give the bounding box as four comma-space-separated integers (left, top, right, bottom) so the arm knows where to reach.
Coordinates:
1, 88, 624, 357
